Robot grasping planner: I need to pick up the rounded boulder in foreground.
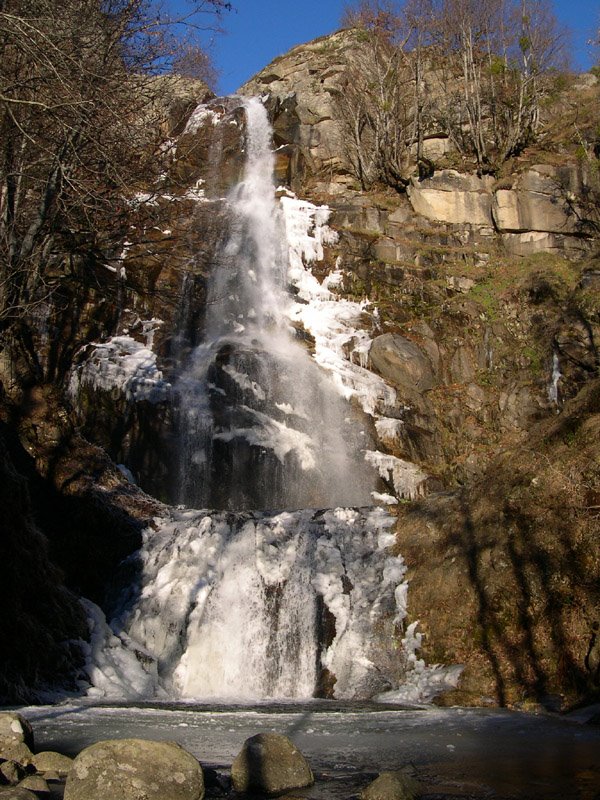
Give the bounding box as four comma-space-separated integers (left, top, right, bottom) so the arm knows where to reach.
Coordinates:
0, 713, 34, 750
31, 750, 73, 777
0, 789, 38, 799
231, 733, 313, 796
360, 771, 420, 800
63, 738, 204, 800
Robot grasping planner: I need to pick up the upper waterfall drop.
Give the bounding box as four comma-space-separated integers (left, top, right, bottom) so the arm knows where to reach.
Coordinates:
176, 97, 376, 511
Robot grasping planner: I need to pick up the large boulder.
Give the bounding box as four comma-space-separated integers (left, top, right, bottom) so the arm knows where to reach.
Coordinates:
0, 715, 34, 751
493, 164, 596, 256
231, 733, 313, 796
0, 761, 27, 786
31, 751, 73, 777
0, 789, 37, 799
16, 776, 50, 795
369, 334, 436, 393
407, 170, 493, 226
492, 165, 586, 235
0, 743, 33, 768
63, 739, 204, 800
360, 771, 420, 800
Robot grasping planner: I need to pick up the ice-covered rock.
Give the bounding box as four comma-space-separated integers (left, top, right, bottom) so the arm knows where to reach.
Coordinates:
69, 334, 170, 404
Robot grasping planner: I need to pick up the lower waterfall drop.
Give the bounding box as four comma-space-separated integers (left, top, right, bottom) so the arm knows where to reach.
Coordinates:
104, 507, 411, 701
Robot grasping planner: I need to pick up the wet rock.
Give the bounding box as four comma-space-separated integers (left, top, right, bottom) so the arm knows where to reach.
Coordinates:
31, 751, 73, 777
231, 733, 313, 795
63, 739, 204, 800
360, 771, 420, 800
0, 715, 34, 751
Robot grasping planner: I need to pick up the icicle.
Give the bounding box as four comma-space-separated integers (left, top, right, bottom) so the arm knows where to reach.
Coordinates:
548, 351, 561, 409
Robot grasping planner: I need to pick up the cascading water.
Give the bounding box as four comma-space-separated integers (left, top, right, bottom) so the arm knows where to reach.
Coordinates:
548, 350, 562, 408
176, 97, 376, 511
96, 506, 414, 701
78, 98, 460, 703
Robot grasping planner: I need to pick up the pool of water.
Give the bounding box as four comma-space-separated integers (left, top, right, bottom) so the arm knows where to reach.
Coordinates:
12, 701, 600, 799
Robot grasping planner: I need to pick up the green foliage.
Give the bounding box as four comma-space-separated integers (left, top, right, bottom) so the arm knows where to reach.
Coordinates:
468, 281, 501, 320
316, 39, 341, 53
521, 345, 543, 375
466, 253, 579, 322
477, 369, 495, 387
489, 56, 506, 76
519, 35, 531, 54
344, 227, 382, 240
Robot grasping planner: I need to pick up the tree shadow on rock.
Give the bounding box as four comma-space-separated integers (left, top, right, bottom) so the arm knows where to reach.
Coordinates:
398, 379, 600, 707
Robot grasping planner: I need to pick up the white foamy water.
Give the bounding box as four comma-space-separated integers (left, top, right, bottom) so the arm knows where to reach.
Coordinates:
80, 506, 459, 703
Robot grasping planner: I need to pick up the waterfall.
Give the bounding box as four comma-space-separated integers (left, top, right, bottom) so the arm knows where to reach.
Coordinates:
79, 98, 460, 704
548, 351, 561, 408
176, 97, 375, 511
98, 507, 410, 701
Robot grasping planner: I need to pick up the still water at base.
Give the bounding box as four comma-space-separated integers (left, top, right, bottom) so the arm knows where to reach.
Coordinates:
18, 701, 600, 800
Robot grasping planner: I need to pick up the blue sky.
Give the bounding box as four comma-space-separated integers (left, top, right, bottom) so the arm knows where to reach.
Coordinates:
175, 1, 599, 94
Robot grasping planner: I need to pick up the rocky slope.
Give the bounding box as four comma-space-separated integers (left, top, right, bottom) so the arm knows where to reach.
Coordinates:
1, 30, 599, 706
396, 377, 600, 707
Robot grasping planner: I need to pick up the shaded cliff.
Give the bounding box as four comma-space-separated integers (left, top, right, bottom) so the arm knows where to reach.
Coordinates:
0, 419, 87, 702
395, 377, 600, 707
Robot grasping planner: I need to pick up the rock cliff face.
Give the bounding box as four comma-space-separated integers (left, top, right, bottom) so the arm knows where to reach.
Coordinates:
396, 378, 600, 707
239, 38, 600, 706
240, 30, 355, 193
1, 31, 599, 705
0, 419, 87, 702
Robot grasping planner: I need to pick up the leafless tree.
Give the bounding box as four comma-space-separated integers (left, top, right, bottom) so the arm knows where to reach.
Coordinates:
339, 0, 568, 181
341, 0, 403, 43
415, 0, 568, 171
0, 0, 228, 376
337, 5, 427, 190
